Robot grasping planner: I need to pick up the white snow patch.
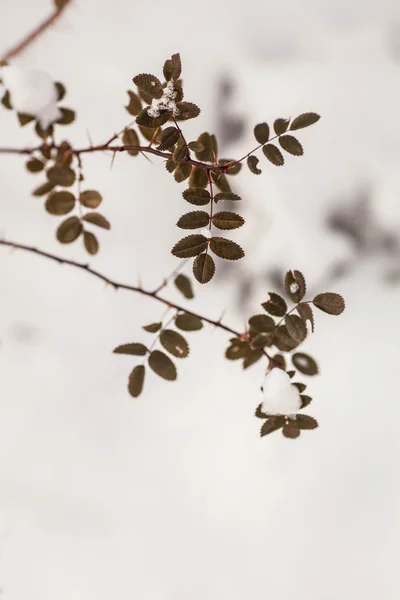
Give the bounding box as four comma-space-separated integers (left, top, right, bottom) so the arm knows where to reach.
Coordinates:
261, 368, 301, 416
1, 66, 61, 128
147, 80, 179, 118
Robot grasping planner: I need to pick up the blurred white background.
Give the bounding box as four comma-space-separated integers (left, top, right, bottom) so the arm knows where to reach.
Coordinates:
0, 1, 400, 598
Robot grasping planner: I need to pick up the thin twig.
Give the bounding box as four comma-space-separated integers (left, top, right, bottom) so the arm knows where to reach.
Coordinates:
1, 0, 73, 63
0, 239, 274, 359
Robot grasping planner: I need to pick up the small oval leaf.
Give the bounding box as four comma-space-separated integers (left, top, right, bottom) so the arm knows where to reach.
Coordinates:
262, 293, 287, 317
148, 350, 177, 381
143, 322, 162, 333
290, 112, 320, 131
193, 253, 215, 284
177, 211, 209, 230
279, 135, 303, 156
45, 191, 75, 215
113, 343, 148, 356
212, 212, 244, 230
292, 352, 319, 376
209, 237, 244, 260
313, 293, 345, 315
83, 212, 111, 230
160, 329, 189, 358
175, 313, 203, 331
125, 90, 142, 116
262, 144, 284, 166
47, 166, 76, 187
247, 155, 262, 175
254, 122, 270, 144
128, 365, 145, 398
83, 231, 99, 255
171, 235, 208, 258
56, 216, 82, 244
182, 187, 210, 206
174, 274, 194, 299
80, 190, 102, 209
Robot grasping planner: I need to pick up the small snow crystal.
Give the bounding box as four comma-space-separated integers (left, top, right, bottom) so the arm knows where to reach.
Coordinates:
147, 80, 179, 119
1, 66, 61, 128
261, 368, 301, 416
289, 282, 300, 294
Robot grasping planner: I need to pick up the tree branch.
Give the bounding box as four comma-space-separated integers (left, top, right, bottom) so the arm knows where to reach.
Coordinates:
0, 143, 232, 173
0, 239, 273, 361
1, 0, 73, 64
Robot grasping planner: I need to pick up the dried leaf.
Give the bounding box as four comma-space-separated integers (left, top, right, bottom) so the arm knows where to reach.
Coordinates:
274, 118, 290, 135
26, 158, 45, 173
248, 314, 275, 333
290, 112, 320, 131
148, 350, 177, 381
1, 90, 12, 109
189, 166, 208, 188
125, 90, 142, 116
285, 315, 307, 343
174, 163, 191, 183
122, 128, 140, 156
225, 340, 250, 360
182, 188, 210, 206
160, 329, 189, 358
175, 313, 203, 331
193, 253, 215, 283
255, 404, 269, 419
254, 122, 270, 144
175, 102, 200, 121
274, 326, 298, 352
295, 414, 318, 430
56, 216, 82, 244
282, 425, 300, 439
292, 352, 319, 376
83, 231, 99, 255
157, 126, 179, 151
297, 303, 315, 333
80, 190, 102, 209
57, 108, 75, 125
33, 181, 55, 196
177, 211, 209, 229
300, 394, 312, 408
214, 192, 241, 202
174, 274, 194, 299
194, 132, 214, 162
113, 343, 148, 356
128, 365, 145, 398
279, 135, 303, 156
45, 191, 75, 215
136, 108, 169, 129
247, 155, 262, 175
285, 270, 306, 302
17, 112, 35, 126
210, 171, 231, 193
133, 73, 163, 99
218, 159, 241, 175
83, 212, 111, 230
243, 349, 263, 369
143, 322, 162, 333
163, 53, 182, 81
172, 235, 208, 258
47, 165, 76, 187
54, 81, 66, 101
262, 292, 287, 317
262, 144, 284, 166
260, 417, 285, 436
212, 212, 244, 230
313, 293, 345, 315
209, 237, 244, 260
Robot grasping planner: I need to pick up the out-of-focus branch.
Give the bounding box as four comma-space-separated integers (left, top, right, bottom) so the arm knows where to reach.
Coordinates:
1, 0, 73, 64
